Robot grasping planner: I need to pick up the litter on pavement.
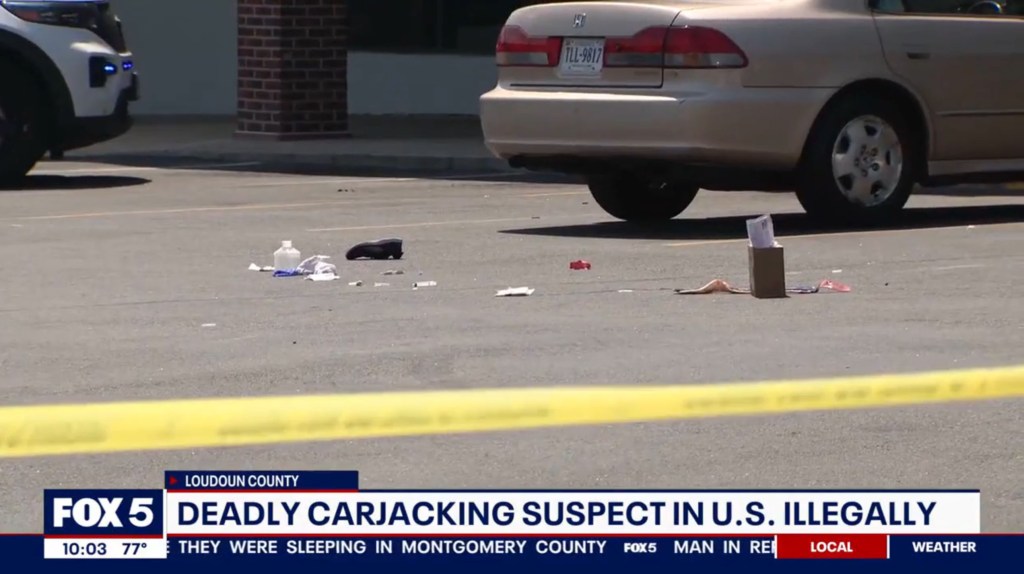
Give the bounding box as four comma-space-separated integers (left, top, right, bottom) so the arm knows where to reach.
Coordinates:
746, 214, 786, 298
273, 269, 304, 277
348, 281, 364, 287
346, 238, 403, 260
413, 281, 437, 289
306, 272, 339, 282
381, 269, 405, 275
248, 263, 274, 272
274, 255, 336, 278
496, 287, 535, 297
274, 240, 302, 271
374, 282, 390, 287
569, 260, 592, 270
295, 255, 333, 274
674, 278, 851, 295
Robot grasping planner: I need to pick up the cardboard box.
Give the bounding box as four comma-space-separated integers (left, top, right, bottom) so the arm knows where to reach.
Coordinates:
748, 245, 786, 298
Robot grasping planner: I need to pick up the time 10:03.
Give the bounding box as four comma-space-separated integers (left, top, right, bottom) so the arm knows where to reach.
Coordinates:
63, 542, 107, 556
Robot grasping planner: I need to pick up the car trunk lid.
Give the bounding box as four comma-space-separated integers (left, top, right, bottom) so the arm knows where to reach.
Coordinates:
496, 1, 742, 88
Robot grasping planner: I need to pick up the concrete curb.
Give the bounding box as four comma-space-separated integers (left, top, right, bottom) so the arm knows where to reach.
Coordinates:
69, 148, 514, 175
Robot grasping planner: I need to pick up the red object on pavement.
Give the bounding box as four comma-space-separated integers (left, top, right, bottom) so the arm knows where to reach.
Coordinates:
819, 279, 852, 292
570, 260, 591, 270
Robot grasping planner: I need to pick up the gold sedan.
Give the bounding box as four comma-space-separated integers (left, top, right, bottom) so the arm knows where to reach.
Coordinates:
480, 0, 1024, 223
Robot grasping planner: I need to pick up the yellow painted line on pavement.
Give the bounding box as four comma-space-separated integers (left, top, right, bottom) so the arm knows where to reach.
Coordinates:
308, 214, 580, 232
14, 200, 366, 221
0, 365, 1021, 458
11, 193, 591, 222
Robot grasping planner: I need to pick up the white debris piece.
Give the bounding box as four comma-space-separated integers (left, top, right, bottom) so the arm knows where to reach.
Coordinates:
306, 273, 338, 282
381, 269, 405, 276
201, 323, 217, 328
496, 287, 535, 297
832, 269, 843, 274
374, 282, 390, 287
296, 255, 336, 276
248, 263, 274, 272
617, 290, 634, 293
348, 281, 364, 287
413, 281, 437, 289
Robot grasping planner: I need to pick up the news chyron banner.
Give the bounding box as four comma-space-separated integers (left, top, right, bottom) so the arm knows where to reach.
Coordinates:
11, 470, 1017, 572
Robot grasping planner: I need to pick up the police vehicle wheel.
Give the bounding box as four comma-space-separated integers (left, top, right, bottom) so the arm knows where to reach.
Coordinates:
0, 62, 48, 185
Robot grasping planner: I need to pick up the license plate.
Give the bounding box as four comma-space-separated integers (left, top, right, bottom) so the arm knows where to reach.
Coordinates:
560, 38, 604, 75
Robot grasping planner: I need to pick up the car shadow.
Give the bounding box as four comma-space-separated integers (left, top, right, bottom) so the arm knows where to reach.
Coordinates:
0, 175, 151, 191
56, 154, 581, 186
500, 204, 1024, 241
917, 184, 1024, 198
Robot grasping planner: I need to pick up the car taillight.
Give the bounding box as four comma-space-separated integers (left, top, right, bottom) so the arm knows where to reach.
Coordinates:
496, 25, 561, 67
603, 27, 666, 68
603, 25, 747, 69
664, 26, 747, 69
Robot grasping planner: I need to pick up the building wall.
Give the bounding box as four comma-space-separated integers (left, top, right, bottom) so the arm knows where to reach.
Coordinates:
114, 0, 239, 116
114, 0, 499, 116
348, 53, 496, 116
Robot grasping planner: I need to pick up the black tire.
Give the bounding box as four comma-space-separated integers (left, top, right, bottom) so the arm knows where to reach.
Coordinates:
587, 173, 699, 222
0, 62, 48, 185
795, 93, 920, 224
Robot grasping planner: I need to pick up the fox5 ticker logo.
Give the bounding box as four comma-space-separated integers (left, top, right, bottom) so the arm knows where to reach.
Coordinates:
44, 490, 164, 536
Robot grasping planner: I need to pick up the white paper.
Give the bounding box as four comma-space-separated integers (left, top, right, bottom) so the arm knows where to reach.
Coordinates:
746, 214, 778, 248
496, 287, 535, 297
249, 263, 274, 272
296, 255, 336, 276
413, 281, 437, 288
306, 273, 338, 282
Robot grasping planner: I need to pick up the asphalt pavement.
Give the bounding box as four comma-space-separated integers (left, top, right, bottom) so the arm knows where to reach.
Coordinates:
0, 160, 1022, 531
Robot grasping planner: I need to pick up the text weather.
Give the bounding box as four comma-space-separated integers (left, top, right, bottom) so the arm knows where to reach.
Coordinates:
32, 471, 993, 565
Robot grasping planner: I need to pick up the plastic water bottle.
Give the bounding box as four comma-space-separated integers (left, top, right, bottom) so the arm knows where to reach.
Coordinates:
274, 240, 301, 271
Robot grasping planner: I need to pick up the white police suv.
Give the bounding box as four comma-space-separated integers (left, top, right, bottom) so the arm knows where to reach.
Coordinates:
0, 0, 137, 182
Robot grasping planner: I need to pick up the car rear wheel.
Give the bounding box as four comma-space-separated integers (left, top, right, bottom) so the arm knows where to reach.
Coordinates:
796, 94, 919, 224
0, 63, 47, 185
587, 174, 699, 222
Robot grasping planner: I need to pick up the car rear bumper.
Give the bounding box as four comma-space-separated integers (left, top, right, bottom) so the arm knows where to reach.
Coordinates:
480, 85, 832, 172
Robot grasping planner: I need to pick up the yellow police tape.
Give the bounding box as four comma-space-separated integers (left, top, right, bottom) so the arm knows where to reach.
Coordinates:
1, 365, 1023, 458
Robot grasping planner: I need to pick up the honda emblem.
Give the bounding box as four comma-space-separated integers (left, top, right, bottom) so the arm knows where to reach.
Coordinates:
572, 13, 586, 28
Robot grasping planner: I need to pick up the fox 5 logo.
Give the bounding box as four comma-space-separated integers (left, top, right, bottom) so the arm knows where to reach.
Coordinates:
44, 490, 164, 536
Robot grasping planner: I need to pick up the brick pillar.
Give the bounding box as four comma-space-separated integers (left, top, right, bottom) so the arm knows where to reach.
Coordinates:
236, 0, 349, 140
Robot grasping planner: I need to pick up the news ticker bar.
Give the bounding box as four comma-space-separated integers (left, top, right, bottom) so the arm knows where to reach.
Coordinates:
41, 535, 984, 560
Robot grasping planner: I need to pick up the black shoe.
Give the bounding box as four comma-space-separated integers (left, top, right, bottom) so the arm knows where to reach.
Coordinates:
346, 238, 403, 260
